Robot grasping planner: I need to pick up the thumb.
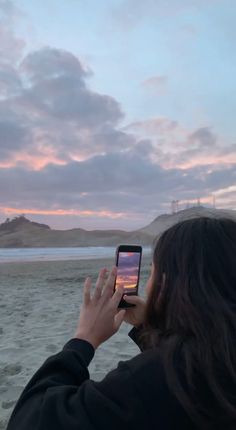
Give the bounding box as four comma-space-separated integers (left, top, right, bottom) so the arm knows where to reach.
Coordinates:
123, 295, 145, 305
114, 309, 126, 330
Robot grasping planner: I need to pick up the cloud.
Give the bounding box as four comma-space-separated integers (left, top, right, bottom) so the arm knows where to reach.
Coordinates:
0, 62, 22, 98
0, 1, 235, 228
0, 120, 30, 156
126, 118, 236, 170
189, 127, 216, 148
0, 206, 126, 220
0, 4, 129, 168
19, 47, 123, 125
0, 47, 128, 165
20, 47, 88, 82
0, 0, 20, 19
0, 0, 25, 64
125, 117, 179, 136
211, 184, 236, 208
141, 75, 168, 95
0, 149, 235, 215
111, 0, 221, 30
213, 185, 236, 198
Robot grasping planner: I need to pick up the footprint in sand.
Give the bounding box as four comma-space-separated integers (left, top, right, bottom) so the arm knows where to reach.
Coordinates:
0, 418, 9, 430
3, 364, 22, 376
1, 399, 17, 409
0, 387, 7, 394
45, 344, 58, 353
22, 312, 30, 318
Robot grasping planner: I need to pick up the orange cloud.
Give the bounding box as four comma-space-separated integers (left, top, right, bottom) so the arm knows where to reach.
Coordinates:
0, 207, 125, 219
116, 276, 137, 289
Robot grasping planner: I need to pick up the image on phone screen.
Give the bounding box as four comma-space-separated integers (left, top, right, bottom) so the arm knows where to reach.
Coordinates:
115, 252, 141, 294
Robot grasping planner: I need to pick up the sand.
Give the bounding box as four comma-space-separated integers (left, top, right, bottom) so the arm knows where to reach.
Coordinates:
0, 256, 151, 429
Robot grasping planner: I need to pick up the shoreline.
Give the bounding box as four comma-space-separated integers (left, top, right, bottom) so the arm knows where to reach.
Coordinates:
0, 247, 152, 264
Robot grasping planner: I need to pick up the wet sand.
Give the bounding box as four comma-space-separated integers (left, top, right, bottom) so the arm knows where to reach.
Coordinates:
0, 256, 151, 429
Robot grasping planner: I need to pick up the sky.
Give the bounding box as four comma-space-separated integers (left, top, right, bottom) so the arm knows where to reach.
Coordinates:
116, 252, 140, 290
0, 0, 236, 230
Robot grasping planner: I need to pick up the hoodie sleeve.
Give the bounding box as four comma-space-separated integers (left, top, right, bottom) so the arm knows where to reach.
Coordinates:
128, 324, 145, 351
6, 337, 146, 430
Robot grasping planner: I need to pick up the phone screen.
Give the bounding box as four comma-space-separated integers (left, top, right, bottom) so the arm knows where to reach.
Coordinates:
115, 251, 141, 295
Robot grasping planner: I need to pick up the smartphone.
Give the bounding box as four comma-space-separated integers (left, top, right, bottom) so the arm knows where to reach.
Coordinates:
114, 244, 142, 308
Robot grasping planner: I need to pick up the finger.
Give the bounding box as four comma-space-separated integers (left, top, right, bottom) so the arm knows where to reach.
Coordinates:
114, 309, 126, 331
83, 277, 91, 306
123, 295, 145, 304
102, 266, 117, 299
110, 285, 124, 308
93, 268, 108, 300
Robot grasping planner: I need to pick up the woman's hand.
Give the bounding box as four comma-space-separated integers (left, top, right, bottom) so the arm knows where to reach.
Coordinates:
123, 294, 146, 328
75, 266, 126, 350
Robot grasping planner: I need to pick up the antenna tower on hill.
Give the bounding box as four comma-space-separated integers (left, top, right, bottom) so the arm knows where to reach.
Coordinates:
212, 195, 216, 208
171, 200, 179, 214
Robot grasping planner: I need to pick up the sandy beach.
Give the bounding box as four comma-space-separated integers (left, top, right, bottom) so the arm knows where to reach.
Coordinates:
0, 255, 151, 429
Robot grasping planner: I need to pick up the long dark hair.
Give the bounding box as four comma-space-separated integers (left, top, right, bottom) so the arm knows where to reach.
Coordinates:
139, 217, 236, 429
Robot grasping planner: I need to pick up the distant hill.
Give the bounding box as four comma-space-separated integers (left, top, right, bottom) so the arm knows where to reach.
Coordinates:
0, 215, 152, 248
0, 207, 235, 248
137, 206, 236, 236
0, 216, 50, 234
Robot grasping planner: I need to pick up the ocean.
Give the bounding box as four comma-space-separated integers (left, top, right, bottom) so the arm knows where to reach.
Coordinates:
0, 246, 152, 263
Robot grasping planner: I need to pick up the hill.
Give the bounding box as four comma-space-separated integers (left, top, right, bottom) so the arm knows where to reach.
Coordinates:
0, 215, 152, 248
137, 206, 236, 236
0, 207, 235, 248
0, 215, 50, 234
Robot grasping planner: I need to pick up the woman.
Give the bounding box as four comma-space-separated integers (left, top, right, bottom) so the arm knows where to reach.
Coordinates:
7, 217, 236, 429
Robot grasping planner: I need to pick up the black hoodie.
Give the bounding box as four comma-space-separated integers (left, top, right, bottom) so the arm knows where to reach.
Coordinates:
5, 325, 232, 430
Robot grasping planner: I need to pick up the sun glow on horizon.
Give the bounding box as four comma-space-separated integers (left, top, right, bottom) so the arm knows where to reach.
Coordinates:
0, 207, 126, 219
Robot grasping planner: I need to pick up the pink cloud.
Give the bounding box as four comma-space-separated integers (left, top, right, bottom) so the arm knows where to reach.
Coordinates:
126, 117, 236, 170
167, 154, 236, 170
